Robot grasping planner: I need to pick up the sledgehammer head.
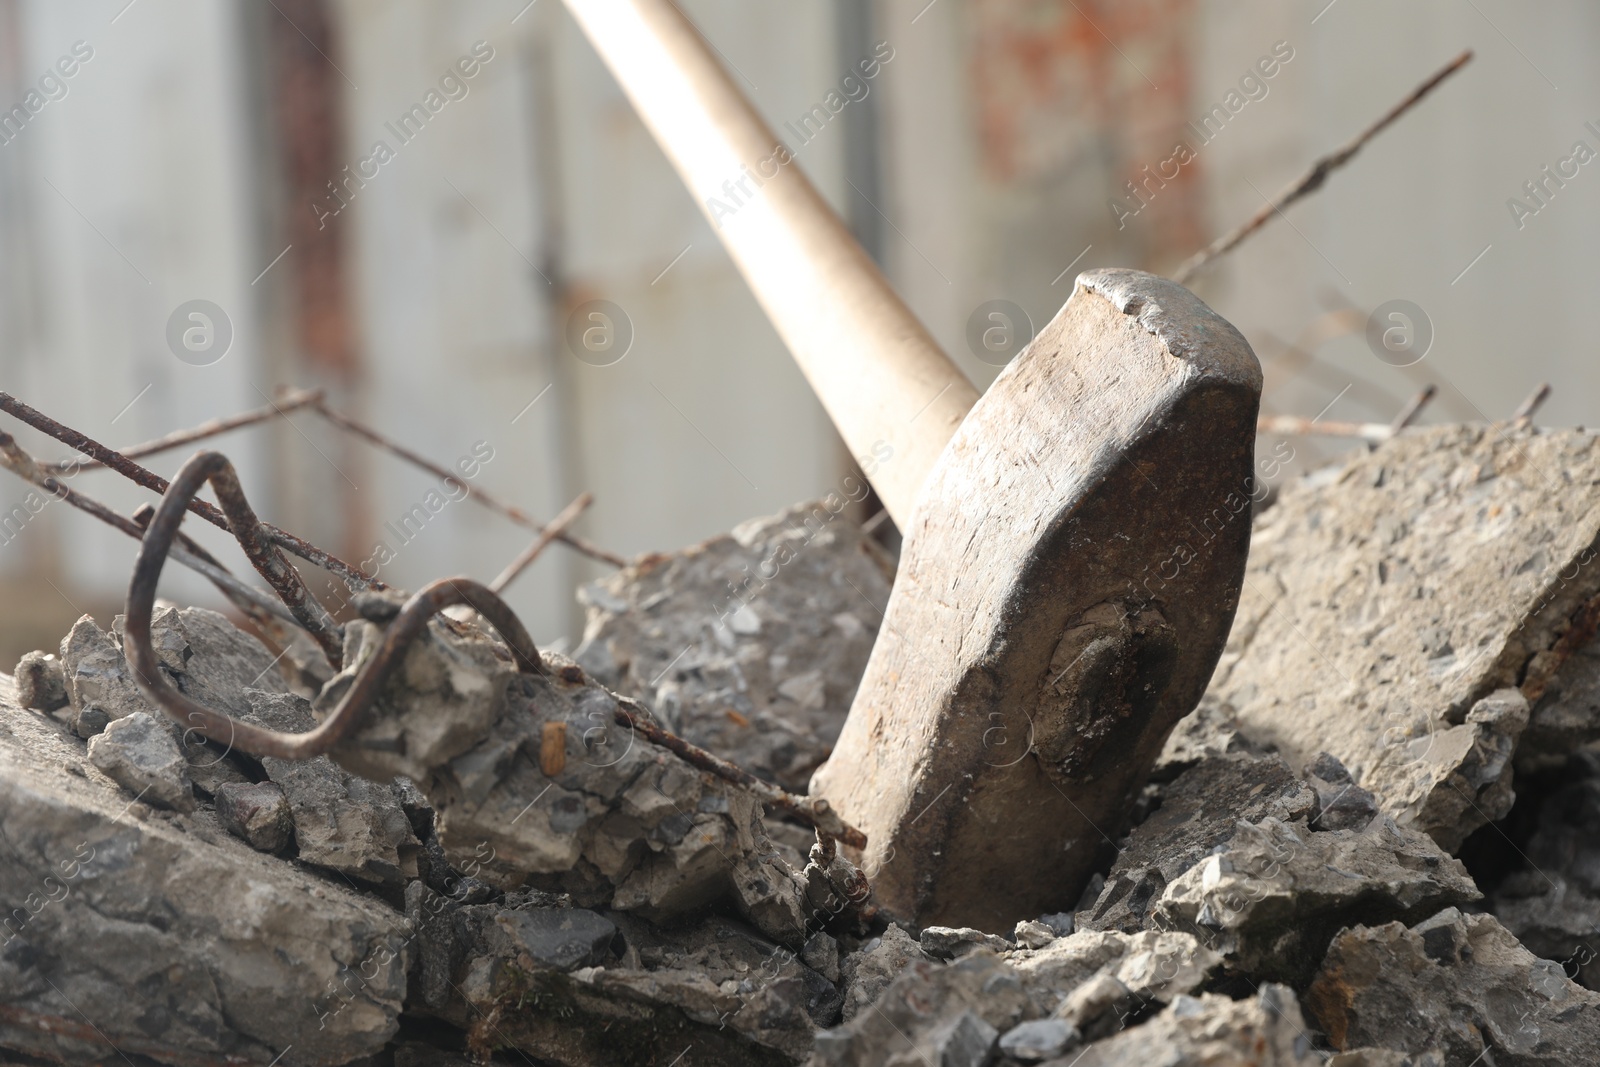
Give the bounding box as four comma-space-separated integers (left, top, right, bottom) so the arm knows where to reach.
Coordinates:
810, 269, 1262, 931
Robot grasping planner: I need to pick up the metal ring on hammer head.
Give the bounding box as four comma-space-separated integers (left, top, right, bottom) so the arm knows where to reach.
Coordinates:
125, 452, 547, 760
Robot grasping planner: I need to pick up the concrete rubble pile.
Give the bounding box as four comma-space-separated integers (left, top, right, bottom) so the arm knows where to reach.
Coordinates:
5, 425, 1600, 1066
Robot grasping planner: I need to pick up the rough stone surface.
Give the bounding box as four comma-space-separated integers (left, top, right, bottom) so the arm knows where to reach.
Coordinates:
574, 502, 893, 792
1001, 1017, 1078, 1061
839, 923, 927, 1021
1155, 814, 1481, 984
1307, 908, 1600, 1066
409, 887, 830, 1065
246, 690, 420, 885
13, 651, 67, 712
1207, 426, 1600, 848
0, 674, 408, 1066
213, 780, 293, 853
1080, 751, 1313, 933
318, 610, 816, 946
1304, 752, 1381, 831
85, 710, 195, 812
1006, 928, 1221, 1024
920, 925, 1012, 959
1059, 985, 1321, 1066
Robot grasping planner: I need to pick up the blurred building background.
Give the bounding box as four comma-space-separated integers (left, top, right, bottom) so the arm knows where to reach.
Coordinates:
0, 0, 1595, 665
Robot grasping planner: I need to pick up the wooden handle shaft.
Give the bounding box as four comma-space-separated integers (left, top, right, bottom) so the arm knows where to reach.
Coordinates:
561, 0, 977, 527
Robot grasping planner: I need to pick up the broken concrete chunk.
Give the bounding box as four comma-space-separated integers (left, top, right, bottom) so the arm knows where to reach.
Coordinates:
574, 502, 893, 791
920, 925, 1012, 959
85, 710, 194, 811
814, 952, 1031, 1067
1014, 919, 1057, 949
1327, 1051, 1446, 1067
1065, 985, 1320, 1066
115, 605, 294, 717
214, 780, 293, 852
1080, 751, 1313, 933
59, 613, 152, 728
13, 650, 67, 712
1305, 752, 1380, 831
246, 689, 420, 885
1307, 908, 1600, 1066
1007, 928, 1221, 1024
0, 683, 407, 1066
318, 612, 813, 945
1154, 814, 1480, 984
490, 906, 617, 971
1209, 426, 1600, 848
1000, 1017, 1078, 1061
1524, 642, 1600, 771
840, 923, 928, 1021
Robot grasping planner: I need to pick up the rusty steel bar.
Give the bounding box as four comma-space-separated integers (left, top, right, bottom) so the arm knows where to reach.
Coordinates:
488, 491, 593, 593
1388, 384, 1437, 434
0, 391, 383, 591
308, 397, 628, 568
126, 458, 543, 759
1512, 382, 1552, 423
0, 432, 303, 629
47, 388, 324, 473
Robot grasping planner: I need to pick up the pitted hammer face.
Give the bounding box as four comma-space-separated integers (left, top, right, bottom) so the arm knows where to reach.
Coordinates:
810, 269, 1262, 931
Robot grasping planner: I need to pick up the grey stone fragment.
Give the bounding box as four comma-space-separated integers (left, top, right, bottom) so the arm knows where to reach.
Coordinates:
574, 502, 893, 791
1007, 929, 1221, 1024
812, 953, 1030, 1067
490, 906, 616, 971
1327, 1052, 1446, 1067
71, 705, 109, 738
1000, 1017, 1078, 1061
1038, 912, 1075, 937
1307, 908, 1600, 1066
1062, 984, 1320, 1066
85, 710, 194, 812
213, 781, 293, 852
0, 678, 407, 1066
803, 931, 841, 984
1207, 426, 1600, 847
1014, 919, 1057, 949
1305, 752, 1380, 831
59, 614, 152, 730
318, 614, 812, 946
1080, 751, 1313, 933
246, 690, 419, 885
13, 651, 67, 712
921, 925, 1012, 960
1155, 815, 1480, 985
408, 892, 825, 1065
840, 924, 927, 1021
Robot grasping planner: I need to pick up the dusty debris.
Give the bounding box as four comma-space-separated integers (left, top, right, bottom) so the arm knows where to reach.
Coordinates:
1307, 908, 1600, 1065
1154, 814, 1480, 984
1209, 425, 1600, 849
1063, 984, 1320, 1066
214, 780, 294, 852
838, 923, 928, 1021
1079, 750, 1314, 933
575, 502, 893, 792
0, 677, 408, 1065
85, 709, 195, 812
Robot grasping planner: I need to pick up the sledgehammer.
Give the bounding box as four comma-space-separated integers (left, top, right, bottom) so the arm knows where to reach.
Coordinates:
564, 0, 1262, 929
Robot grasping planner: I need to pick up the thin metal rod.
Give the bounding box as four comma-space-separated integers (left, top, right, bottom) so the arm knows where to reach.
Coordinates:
0, 391, 382, 591
1256, 415, 1392, 443
1175, 50, 1473, 284
489, 491, 593, 593
1388, 384, 1437, 434
307, 397, 629, 568
47, 388, 323, 473
0, 432, 304, 629
1513, 382, 1552, 422
125, 456, 543, 759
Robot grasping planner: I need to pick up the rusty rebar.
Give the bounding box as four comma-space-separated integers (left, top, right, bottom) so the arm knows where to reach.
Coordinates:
610, 695, 867, 849
47, 387, 324, 473
1388, 384, 1437, 434
0, 432, 303, 629
306, 395, 629, 568
1175, 50, 1473, 284
0, 391, 382, 592
489, 492, 593, 593
1513, 382, 1552, 423
126, 457, 544, 759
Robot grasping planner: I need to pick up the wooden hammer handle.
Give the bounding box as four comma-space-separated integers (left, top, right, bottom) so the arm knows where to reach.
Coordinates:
561, 0, 978, 527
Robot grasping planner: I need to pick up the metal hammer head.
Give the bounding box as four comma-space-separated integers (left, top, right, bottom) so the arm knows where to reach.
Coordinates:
811, 269, 1262, 931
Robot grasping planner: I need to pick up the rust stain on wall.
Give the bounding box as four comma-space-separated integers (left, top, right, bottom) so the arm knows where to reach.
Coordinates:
970, 0, 1205, 261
